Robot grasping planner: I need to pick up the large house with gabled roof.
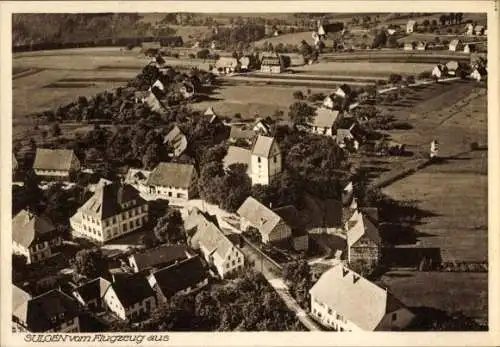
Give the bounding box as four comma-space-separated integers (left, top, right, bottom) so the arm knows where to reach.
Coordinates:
69, 182, 149, 243
309, 264, 415, 331
146, 162, 196, 203
71, 277, 111, 311
308, 108, 340, 137
164, 125, 188, 157
128, 244, 193, 273
33, 148, 80, 181
250, 135, 282, 186
12, 209, 62, 264
346, 210, 382, 268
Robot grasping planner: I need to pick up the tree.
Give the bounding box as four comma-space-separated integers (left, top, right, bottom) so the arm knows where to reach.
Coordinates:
439, 14, 447, 26
371, 30, 387, 49
153, 208, 186, 244
292, 90, 304, 100
50, 122, 61, 137
71, 248, 108, 279
287, 102, 315, 127
423, 19, 430, 27
389, 73, 403, 85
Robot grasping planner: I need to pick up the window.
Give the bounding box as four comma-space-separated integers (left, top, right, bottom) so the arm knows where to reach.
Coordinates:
129, 221, 134, 230
257, 157, 261, 163
328, 308, 332, 315
232, 260, 235, 266
392, 313, 397, 321
112, 216, 117, 224
274, 156, 277, 163
177, 193, 182, 198
168, 192, 172, 197
123, 224, 128, 232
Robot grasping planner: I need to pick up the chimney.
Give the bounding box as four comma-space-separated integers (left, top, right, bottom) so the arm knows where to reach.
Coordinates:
353, 274, 360, 283
342, 267, 349, 277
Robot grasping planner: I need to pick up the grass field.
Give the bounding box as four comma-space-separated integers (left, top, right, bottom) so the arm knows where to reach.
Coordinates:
293, 61, 434, 77
378, 271, 488, 325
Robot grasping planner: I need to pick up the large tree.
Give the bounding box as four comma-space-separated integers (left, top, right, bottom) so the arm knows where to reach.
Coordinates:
153, 208, 186, 245
71, 248, 108, 279
288, 102, 315, 127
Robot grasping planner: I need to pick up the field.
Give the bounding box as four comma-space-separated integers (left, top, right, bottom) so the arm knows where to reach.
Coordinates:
378, 271, 488, 325
293, 61, 434, 77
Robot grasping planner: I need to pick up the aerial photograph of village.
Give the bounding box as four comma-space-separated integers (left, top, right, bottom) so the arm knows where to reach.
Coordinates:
10, 12, 488, 333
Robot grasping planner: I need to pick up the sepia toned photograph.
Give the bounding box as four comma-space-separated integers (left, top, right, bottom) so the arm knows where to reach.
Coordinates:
3, 3, 494, 342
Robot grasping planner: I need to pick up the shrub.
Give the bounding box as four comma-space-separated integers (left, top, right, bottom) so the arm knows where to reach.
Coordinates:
391, 121, 413, 130
418, 71, 432, 79
388, 73, 402, 84
470, 142, 479, 151
293, 90, 305, 100
188, 53, 195, 59
234, 113, 242, 119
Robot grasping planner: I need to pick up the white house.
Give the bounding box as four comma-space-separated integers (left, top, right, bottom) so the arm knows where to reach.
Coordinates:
470, 66, 487, 82
146, 162, 196, 203
346, 210, 382, 267
72, 277, 111, 311
448, 39, 463, 52
147, 256, 208, 302
403, 42, 415, 51
336, 120, 363, 151
70, 182, 149, 243
237, 196, 292, 244
406, 20, 416, 33
465, 23, 474, 36
260, 53, 284, 73
13, 288, 81, 333
253, 119, 271, 135
431, 64, 447, 79
309, 264, 415, 331
163, 125, 188, 157
12, 210, 62, 264
102, 273, 157, 321
188, 209, 245, 279
249, 135, 282, 186
416, 41, 428, 51
474, 25, 485, 36
33, 148, 81, 181
214, 57, 240, 75
308, 108, 340, 137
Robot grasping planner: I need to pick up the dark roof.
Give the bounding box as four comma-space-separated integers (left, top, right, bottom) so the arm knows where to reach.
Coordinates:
73, 277, 111, 303
146, 162, 195, 189
303, 195, 343, 229
79, 183, 145, 220
33, 148, 78, 171
273, 205, 307, 237
107, 273, 156, 308
26, 289, 81, 332
130, 245, 190, 271
251, 135, 276, 158
151, 256, 207, 298
12, 210, 57, 248
229, 127, 256, 141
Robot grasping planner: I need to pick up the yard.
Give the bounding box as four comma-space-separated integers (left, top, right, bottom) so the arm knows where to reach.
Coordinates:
377, 271, 488, 326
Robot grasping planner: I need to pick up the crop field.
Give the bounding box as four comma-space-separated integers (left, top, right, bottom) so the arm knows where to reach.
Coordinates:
378, 271, 488, 325
293, 61, 434, 77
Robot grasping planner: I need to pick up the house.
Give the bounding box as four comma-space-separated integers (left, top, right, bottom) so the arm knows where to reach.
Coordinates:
12, 210, 62, 264
463, 43, 476, 53
342, 181, 354, 206
237, 196, 292, 244
465, 23, 474, 36
239, 56, 251, 71
448, 39, 463, 52
249, 135, 282, 186
406, 20, 416, 33
33, 148, 81, 181
387, 28, 397, 36
183, 207, 220, 237
302, 194, 344, 233
309, 264, 415, 331
474, 25, 485, 36
179, 82, 195, 99
228, 126, 256, 146
223, 146, 252, 177
124, 168, 151, 194
260, 53, 284, 73
403, 42, 415, 51
143, 91, 166, 113
13, 288, 81, 333
150, 79, 165, 93
445, 60, 460, 76
346, 210, 382, 268
317, 22, 326, 39
308, 108, 340, 136
431, 64, 447, 79
128, 245, 192, 273
416, 41, 428, 51
189, 211, 245, 279
253, 119, 271, 135
164, 125, 188, 157
102, 273, 157, 321
335, 84, 352, 99
204, 106, 220, 124
214, 57, 240, 74
336, 120, 364, 151
273, 205, 309, 251
70, 182, 149, 243
146, 162, 196, 202
322, 95, 335, 109
470, 66, 487, 82
72, 277, 111, 311
147, 256, 208, 303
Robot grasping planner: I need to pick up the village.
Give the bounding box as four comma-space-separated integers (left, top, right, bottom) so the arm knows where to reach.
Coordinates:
10, 12, 488, 333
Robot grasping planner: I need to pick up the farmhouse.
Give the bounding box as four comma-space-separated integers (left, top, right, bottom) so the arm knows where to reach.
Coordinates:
72, 277, 111, 311
336, 119, 364, 151
309, 264, 415, 331
346, 210, 382, 268
143, 91, 166, 113
228, 126, 256, 146
474, 25, 485, 36
465, 23, 474, 36
406, 20, 416, 33
204, 106, 220, 124
253, 118, 271, 135
151, 79, 166, 92
403, 42, 415, 51
463, 43, 476, 53
214, 57, 240, 75
146, 162, 196, 202
273, 205, 309, 252
470, 66, 487, 82
302, 194, 344, 233
128, 245, 192, 273
103, 273, 157, 321
335, 85, 352, 99
69, 182, 149, 243
317, 22, 326, 39
189, 212, 245, 279
322, 95, 335, 109
445, 60, 460, 76
416, 41, 428, 51
260, 53, 284, 73
239, 56, 251, 71
13, 288, 81, 333
238, 196, 292, 244
124, 168, 151, 194
431, 64, 447, 79
147, 256, 208, 303
33, 148, 81, 181
12, 210, 62, 264
308, 108, 340, 136
448, 39, 463, 52
163, 125, 188, 157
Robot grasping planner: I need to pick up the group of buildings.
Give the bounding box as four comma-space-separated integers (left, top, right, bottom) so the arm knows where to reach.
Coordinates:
210, 52, 286, 75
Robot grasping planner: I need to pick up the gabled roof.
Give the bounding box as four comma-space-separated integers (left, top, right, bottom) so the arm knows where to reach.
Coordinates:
446, 60, 460, 71
237, 196, 282, 237
129, 245, 190, 272
13, 285, 32, 324
273, 205, 307, 237
223, 146, 252, 175
78, 183, 144, 220
26, 289, 81, 332
73, 277, 111, 303
406, 20, 416, 27
302, 194, 343, 229
251, 135, 277, 158
33, 148, 77, 171
124, 168, 151, 185
146, 162, 195, 189
204, 106, 217, 117
144, 91, 165, 113
12, 210, 57, 248
309, 264, 393, 331
184, 207, 219, 235
449, 39, 461, 47
216, 57, 239, 69
164, 125, 188, 157
347, 211, 382, 247
105, 273, 155, 308
311, 108, 340, 128
150, 256, 207, 298
190, 217, 236, 261
229, 127, 256, 141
